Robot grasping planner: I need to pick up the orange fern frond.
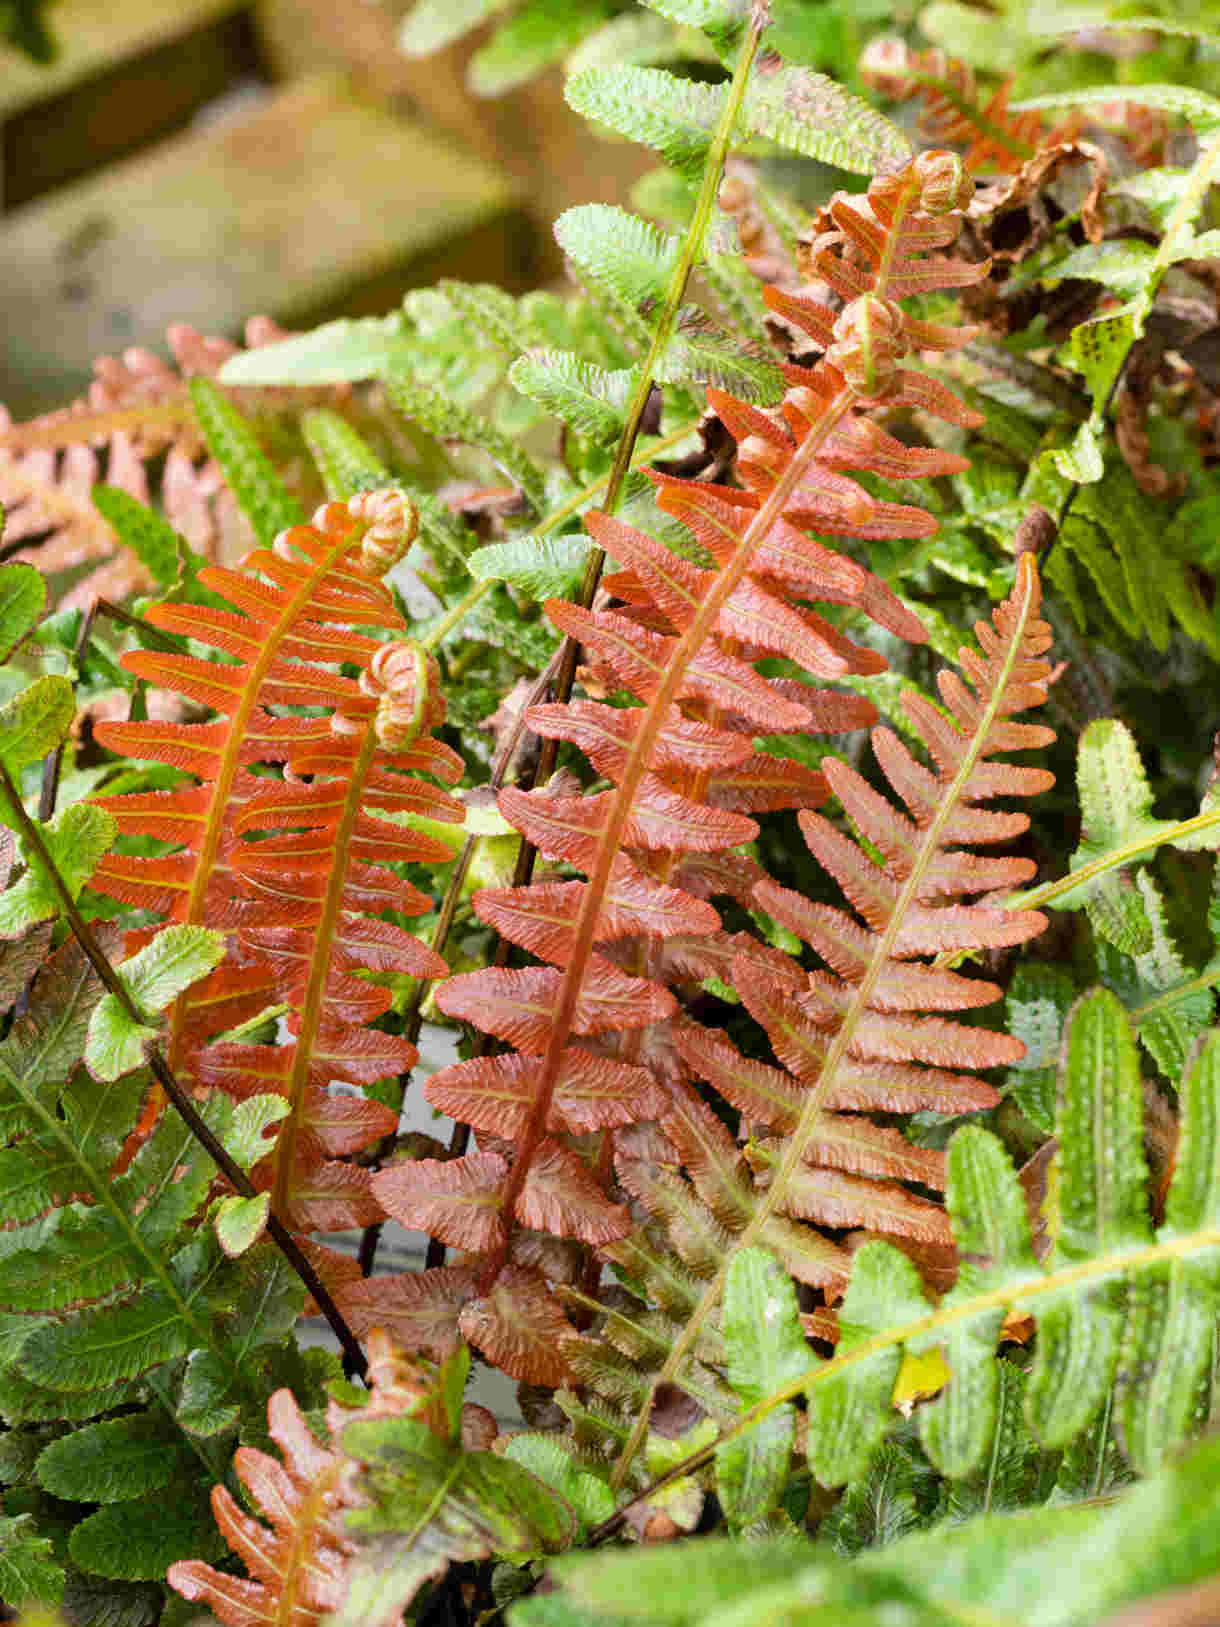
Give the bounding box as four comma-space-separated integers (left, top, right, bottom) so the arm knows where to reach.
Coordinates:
691, 555, 1055, 1242
860, 39, 1049, 173
90, 491, 458, 1231
168, 1388, 357, 1627
168, 1334, 501, 1627
362, 152, 1013, 1383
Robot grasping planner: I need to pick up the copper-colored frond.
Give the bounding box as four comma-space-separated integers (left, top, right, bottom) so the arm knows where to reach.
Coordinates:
89, 493, 455, 1234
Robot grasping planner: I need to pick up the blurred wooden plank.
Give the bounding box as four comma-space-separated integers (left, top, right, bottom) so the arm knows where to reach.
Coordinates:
0, 76, 526, 415
255, 0, 654, 265
4, 10, 265, 210
0, 0, 245, 121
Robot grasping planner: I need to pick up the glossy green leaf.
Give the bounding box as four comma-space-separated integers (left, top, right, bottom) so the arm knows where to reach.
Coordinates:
0, 1513, 64, 1607
0, 803, 116, 936
0, 563, 45, 663
0, 674, 75, 779
69, 1485, 224, 1580
35, 1413, 195, 1502
213, 1191, 270, 1257
222, 1093, 291, 1171
177, 1349, 240, 1437
85, 925, 226, 1082
342, 1413, 577, 1563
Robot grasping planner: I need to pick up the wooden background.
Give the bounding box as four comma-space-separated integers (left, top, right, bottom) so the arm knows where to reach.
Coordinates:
0, 0, 652, 415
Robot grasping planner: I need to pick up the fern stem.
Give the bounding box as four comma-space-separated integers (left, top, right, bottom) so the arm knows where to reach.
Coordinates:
597, 9, 768, 522
1014, 804, 1220, 913
422, 578, 494, 651
0, 760, 369, 1381
1132, 961, 1220, 1025
611, 556, 1046, 1488
593, 1214, 1220, 1542
451, 28, 774, 1220
272, 730, 379, 1220
0, 398, 195, 454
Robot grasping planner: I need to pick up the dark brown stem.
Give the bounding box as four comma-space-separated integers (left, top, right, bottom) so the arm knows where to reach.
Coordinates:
0, 760, 368, 1381
39, 600, 101, 822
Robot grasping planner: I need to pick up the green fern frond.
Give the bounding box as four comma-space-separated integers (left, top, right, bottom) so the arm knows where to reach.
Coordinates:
739, 62, 912, 172
509, 350, 637, 444
566, 67, 728, 184
554, 204, 680, 318
300, 409, 393, 499
382, 367, 552, 514
188, 378, 304, 548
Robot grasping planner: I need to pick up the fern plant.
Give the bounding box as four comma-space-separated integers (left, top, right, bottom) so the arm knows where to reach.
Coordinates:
8, 3, 1220, 1622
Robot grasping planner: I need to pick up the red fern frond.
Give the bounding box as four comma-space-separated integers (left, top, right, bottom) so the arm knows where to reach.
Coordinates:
168, 1334, 498, 1627
860, 39, 1052, 173
168, 1389, 356, 1627
366, 153, 1018, 1382
90, 491, 458, 1231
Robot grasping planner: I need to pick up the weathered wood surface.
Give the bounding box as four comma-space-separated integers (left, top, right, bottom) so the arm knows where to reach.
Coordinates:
0, 76, 525, 414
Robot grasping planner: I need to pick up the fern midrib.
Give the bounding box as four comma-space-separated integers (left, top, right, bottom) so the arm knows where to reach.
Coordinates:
271, 720, 381, 1219
595, 7, 767, 520
0, 1055, 253, 1401
1013, 804, 1220, 914
603, 1219, 1220, 1533
611, 557, 1043, 1487
484, 384, 855, 1285
168, 525, 374, 1078
0, 399, 193, 455
280, 1462, 346, 1626
271, 647, 430, 1219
